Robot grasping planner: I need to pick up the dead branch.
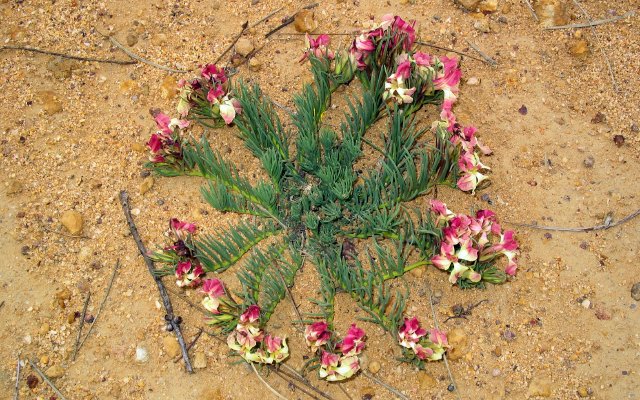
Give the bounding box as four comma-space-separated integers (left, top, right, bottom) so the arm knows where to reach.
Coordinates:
75, 260, 119, 357
13, 357, 20, 400
508, 208, 640, 232
415, 41, 489, 64
265, 3, 319, 38
544, 10, 635, 30
119, 190, 193, 373
362, 371, 409, 400
251, 363, 290, 400
0, 45, 136, 65
465, 40, 498, 67
72, 291, 91, 360
522, 0, 539, 21
173, 328, 204, 363
271, 368, 322, 400
28, 360, 68, 400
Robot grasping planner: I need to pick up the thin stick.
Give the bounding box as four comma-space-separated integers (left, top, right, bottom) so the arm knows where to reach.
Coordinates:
98, 32, 188, 74
337, 383, 354, 400
1, 45, 136, 65
544, 10, 635, 30
415, 41, 488, 64
570, 0, 619, 92
522, 0, 539, 22
251, 7, 285, 28
27, 360, 68, 400
251, 363, 290, 400
0, 300, 5, 310
42, 226, 90, 239
173, 328, 204, 363
508, 208, 640, 232
465, 40, 498, 67
278, 364, 334, 400
427, 287, 462, 400
271, 368, 322, 400
276, 268, 304, 331
214, 22, 249, 65
119, 191, 193, 373
362, 371, 408, 400
166, 286, 208, 315
75, 260, 119, 356
265, 2, 319, 38
13, 357, 20, 400
72, 291, 91, 361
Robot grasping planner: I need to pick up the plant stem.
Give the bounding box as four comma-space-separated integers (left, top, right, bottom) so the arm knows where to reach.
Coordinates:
382, 259, 432, 281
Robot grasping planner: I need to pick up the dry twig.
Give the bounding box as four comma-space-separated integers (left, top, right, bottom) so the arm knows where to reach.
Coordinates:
428, 287, 462, 400
265, 2, 319, 38
14, 357, 20, 400
120, 191, 194, 372
415, 41, 488, 64
271, 368, 322, 400
276, 364, 334, 400
0, 300, 5, 310
214, 21, 249, 65
251, 363, 290, 400
544, 10, 635, 30
173, 328, 204, 363
28, 360, 68, 400
522, 0, 539, 21
166, 286, 208, 315
72, 291, 91, 360
75, 260, 119, 357
508, 208, 640, 232
570, 0, 619, 92
1, 45, 136, 65
363, 371, 409, 400
465, 40, 498, 67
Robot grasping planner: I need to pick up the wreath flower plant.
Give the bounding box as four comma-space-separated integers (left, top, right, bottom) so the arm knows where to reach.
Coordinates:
144, 14, 519, 381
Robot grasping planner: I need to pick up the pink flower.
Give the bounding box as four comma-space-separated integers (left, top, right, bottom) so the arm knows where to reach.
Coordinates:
206, 85, 225, 103
219, 97, 242, 125
395, 60, 412, 80
201, 64, 227, 83
384, 73, 416, 104
305, 321, 332, 352
392, 16, 416, 49
201, 278, 226, 313
240, 305, 261, 325
457, 151, 490, 193
482, 231, 519, 275
354, 33, 375, 52
147, 133, 164, 154
154, 112, 172, 134
338, 324, 366, 356
414, 51, 433, 67
175, 260, 204, 288
300, 34, 335, 62
261, 335, 289, 364
319, 351, 361, 382
430, 199, 454, 225
413, 344, 435, 360
428, 329, 448, 347
170, 218, 197, 239
398, 317, 427, 348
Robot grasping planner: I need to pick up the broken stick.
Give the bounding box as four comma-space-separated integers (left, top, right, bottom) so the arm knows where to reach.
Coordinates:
119, 190, 193, 373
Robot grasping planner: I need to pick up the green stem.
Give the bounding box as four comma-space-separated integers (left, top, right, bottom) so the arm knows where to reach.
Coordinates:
382, 259, 432, 281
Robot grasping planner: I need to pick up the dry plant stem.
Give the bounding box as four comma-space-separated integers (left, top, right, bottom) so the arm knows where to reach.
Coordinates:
362, 371, 408, 400
415, 41, 488, 64
465, 40, 498, 67
509, 208, 640, 232
570, 0, 619, 92
100, 33, 188, 73
13, 357, 20, 400
0, 300, 5, 310
251, 363, 290, 400
428, 287, 462, 400
75, 260, 119, 356
522, 0, 539, 21
336, 383, 353, 400
72, 291, 91, 361
276, 269, 304, 331
166, 286, 208, 315
544, 10, 636, 30
28, 360, 68, 400
277, 364, 334, 400
271, 369, 322, 400
214, 7, 284, 65
173, 328, 204, 363
265, 2, 319, 38
119, 191, 194, 373
1, 45, 136, 64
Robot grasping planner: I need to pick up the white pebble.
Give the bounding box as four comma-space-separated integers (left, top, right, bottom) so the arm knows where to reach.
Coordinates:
581, 299, 591, 309
135, 346, 149, 363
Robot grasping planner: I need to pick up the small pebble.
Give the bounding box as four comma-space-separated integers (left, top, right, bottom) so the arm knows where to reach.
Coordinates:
492, 368, 501, 377
466, 77, 480, 85
581, 299, 591, 309
631, 282, 640, 301
518, 105, 528, 115
368, 361, 381, 374
503, 330, 516, 341
613, 134, 625, 147
135, 346, 149, 363
583, 156, 595, 168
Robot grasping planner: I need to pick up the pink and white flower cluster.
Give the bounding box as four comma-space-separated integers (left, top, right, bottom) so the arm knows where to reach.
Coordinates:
349, 14, 416, 71
398, 317, 448, 362
147, 111, 189, 165
200, 278, 238, 325
227, 305, 289, 364
305, 322, 366, 381
430, 200, 519, 284
177, 64, 242, 125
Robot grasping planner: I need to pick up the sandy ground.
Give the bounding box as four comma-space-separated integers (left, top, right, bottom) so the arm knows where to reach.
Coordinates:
0, 0, 639, 399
